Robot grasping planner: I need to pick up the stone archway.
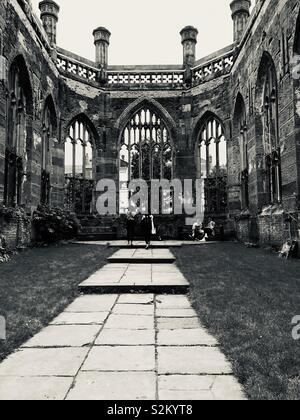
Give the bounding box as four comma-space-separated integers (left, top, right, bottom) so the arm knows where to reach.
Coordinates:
64, 114, 98, 214
193, 111, 228, 219
117, 101, 176, 216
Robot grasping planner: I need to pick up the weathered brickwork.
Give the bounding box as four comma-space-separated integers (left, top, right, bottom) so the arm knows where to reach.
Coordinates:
0, 0, 300, 247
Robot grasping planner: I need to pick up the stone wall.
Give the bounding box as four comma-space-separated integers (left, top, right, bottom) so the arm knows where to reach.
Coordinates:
0, 210, 31, 249
1, 0, 300, 248
229, 0, 300, 245
0, 0, 63, 248
1, 1, 64, 210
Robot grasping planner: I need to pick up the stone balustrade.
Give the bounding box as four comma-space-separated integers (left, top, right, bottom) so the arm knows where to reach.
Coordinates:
56, 49, 235, 89
192, 51, 234, 85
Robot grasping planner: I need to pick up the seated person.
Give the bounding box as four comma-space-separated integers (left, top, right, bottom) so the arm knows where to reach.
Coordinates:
192, 220, 205, 241
279, 241, 298, 259
279, 241, 292, 259
204, 218, 216, 239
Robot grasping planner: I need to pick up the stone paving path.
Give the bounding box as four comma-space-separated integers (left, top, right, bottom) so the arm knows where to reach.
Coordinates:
0, 247, 246, 400
107, 248, 176, 263
79, 262, 188, 293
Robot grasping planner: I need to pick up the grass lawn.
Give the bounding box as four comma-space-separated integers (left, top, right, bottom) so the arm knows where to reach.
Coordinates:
0, 243, 114, 363
173, 243, 300, 400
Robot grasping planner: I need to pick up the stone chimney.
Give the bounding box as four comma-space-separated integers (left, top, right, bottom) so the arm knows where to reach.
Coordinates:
39, 0, 60, 46
230, 0, 251, 43
93, 27, 111, 69
180, 26, 198, 68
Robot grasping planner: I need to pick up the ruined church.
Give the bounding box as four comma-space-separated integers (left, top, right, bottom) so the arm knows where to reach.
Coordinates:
0, 0, 300, 246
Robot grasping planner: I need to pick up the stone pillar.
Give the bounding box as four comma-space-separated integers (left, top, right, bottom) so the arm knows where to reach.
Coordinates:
93, 27, 111, 69
180, 26, 198, 68
230, 0, 251, 43
39, 0, 60, 46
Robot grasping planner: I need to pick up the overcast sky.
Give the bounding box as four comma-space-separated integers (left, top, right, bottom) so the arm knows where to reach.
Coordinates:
31, 0, 248, 65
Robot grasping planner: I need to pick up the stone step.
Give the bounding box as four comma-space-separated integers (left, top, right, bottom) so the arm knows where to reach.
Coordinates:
81, 227, 113, 233
107, 248, 176, 265
78, 284, 189, 294
78, 252, 188, 294
108, 241, 182, 249
107, 256, 176, 264
78, 233, 117, 241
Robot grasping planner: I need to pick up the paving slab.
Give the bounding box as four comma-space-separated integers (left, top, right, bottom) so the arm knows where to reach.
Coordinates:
22, 325, 101, 348
125, 264, 153, 272
156, 308, 198, 318
158, 346, 232, 375
156, 295, 191, 309
120, 272, 152, 282
158, 375, 216, 400
104, 314, 154, 330
157, 375, 245, 400
211, 376, 246, 400
152, 267, 183, 274
112, 304, 154, 316
81, 275, 124, 285
65, 295, 118, 312
0, 348, 89, 377
100, 264, 129, 270
157, 317, 201, 330
66, 371, 156, 400
82, 346, 155, 372
95, 329, 155, 346
107, 248, 175, 264
50, 312, 109, 325
0, 376, 73, 401
118, 294, 154, 304
79, 262, 189, 294
157, 328, 218, 346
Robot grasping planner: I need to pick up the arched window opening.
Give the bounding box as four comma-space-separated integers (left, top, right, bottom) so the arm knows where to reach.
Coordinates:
119, 107, 174, 214
41, 99, 57, 205
64, 118, 95, 214
234, 96, 249, 210
4, 59, 31, 207
259, 57, 282, 204
197, 115, 227, 215
294, 11, 300, 55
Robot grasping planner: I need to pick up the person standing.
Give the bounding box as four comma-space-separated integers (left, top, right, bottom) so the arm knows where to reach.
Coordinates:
126, 211, 136, 246
141, 214, 152, 250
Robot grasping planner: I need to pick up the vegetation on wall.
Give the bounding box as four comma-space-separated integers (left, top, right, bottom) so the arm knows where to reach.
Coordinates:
32, 205, 81, 244
0, 235, 10, 263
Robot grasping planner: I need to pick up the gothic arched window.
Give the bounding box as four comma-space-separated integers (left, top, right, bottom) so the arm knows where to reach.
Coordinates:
64, 117, 95, 213
65, 119, 94, 180
234, 95, 249, 209
119, 107, 174, 214
294, 11, 300, 54
4, 59, 31, 207
119, 108, 174, 183
197, 115, 227, 214
41, 98, 57, 205
198, 116, 226, 178
259, 57, 282, 204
